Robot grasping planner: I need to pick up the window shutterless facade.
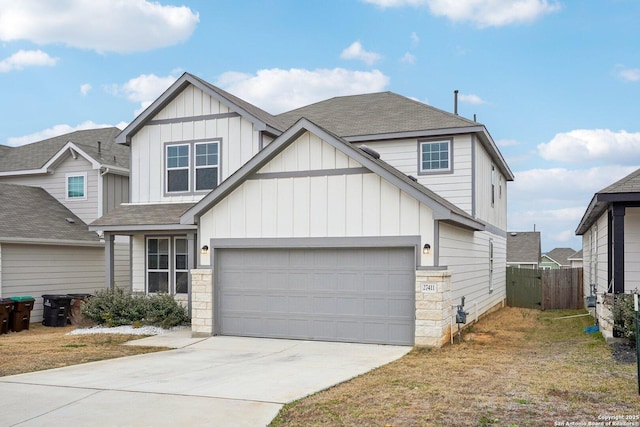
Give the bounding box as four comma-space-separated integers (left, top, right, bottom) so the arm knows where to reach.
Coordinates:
418, 139, 452, 174
165, 139, 221, 195
66, 172, 87, 200
146, 237, 189, 294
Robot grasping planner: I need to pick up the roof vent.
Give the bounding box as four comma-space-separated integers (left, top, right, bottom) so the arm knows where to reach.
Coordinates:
65, 217, 75, 224
510, 232, 517, 236
407, 175, 418, 182
359, 145, 380, 159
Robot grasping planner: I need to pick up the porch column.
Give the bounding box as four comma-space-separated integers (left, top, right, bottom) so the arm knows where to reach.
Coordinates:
187, 231, 195, 317
611, 205, 625, 294
105, 232, 115, 289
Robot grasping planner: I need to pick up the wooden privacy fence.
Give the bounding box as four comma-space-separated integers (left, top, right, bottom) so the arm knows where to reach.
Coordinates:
506, 267, 584, 310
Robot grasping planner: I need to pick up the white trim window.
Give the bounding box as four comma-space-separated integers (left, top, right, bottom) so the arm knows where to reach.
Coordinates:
146, 237, 189, 294
419, 140, 451, 173
166, 144, 190, 193
147, 237, 170, 293
66, 172, 87, 200
194, 141, 219, 191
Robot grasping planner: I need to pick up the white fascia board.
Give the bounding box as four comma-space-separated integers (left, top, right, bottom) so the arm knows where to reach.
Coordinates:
44, 142, 102, 171
88, 224, 197, 233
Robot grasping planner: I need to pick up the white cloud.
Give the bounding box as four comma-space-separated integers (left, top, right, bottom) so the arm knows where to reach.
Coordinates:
363, 0, 561, 27
410, 32, 420, 45
109, 73, 178, 115
496, 138, 520, 147
0, 49, 57, 72
216, 68, 390, 114
400, 52, 416, 64
614, 65, 640, 82
538, 129, 640, 165
6, 120, 123, 147
458, 93, 486, 105
340, 41, 382, 65
80, 83, 92, 96
0, 0, 199, 53
507, 165, 639, 250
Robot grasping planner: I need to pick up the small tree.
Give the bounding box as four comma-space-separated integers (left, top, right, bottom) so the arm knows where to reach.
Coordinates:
611, 293, 638, 342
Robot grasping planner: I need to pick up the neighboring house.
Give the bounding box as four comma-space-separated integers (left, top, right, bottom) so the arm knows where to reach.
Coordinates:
568, 249, 583, 269
576, 167, 640, 338
0, 183, 104, 321
506, 231, 541, 269
540, 248, 576, 269
91, 72, 514, 347
0, 128, 131, 320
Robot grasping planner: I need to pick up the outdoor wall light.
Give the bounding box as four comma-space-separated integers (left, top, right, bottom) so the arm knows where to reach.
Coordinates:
423, 243, 431, 255
201, 245, 209, 255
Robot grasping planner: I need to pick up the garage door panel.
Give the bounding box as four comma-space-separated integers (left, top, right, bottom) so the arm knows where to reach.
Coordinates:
217, 247, 415, 345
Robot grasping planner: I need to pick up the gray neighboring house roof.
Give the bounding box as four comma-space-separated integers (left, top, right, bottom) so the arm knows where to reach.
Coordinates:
543, 247, 577, 267
277, 92, 514, 181
568, 249, 583, 261
506, 231, 541, 265
0, 127, 128, 173
90, 203, 197, 232
180, 118, 486, 232
576, 167, 640, 235
0, 183, 100, 245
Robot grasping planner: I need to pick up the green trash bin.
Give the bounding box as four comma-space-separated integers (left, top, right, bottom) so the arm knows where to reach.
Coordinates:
0, 298, 14, 335
9, 296, 35, 332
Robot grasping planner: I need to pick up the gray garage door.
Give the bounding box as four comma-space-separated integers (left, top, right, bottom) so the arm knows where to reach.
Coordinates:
217, 247, 415, 345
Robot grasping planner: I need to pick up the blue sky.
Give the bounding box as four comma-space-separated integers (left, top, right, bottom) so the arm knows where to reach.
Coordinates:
1, 0, 639, 252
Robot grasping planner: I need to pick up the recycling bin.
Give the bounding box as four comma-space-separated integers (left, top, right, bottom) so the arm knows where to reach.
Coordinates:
9, 296, 35, 332
0, 298, 14, 334
42, 294, 73, 327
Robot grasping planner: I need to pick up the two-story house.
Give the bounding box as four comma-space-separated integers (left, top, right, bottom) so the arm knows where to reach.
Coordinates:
92, 72, 514, 347
0, 127, 130, 321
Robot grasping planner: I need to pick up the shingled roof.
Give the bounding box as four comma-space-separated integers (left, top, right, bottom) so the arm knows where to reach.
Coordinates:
576, 167, 640, 234
543, 247, 577, 267
90, 203, 196, 232
277, 92, 479, 138
507, 231, 541, 265
0, 183, 100, 244
0, 127, 128, 173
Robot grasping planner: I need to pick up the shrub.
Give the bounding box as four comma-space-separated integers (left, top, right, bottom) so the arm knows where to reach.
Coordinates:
82, 288, 190, 328
611, 293, 639, 341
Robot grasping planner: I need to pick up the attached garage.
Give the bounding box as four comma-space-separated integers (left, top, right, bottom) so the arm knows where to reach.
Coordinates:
216, 246, 416, 345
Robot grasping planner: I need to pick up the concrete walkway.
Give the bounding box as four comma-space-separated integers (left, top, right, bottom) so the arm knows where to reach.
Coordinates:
0, 333, 411, 426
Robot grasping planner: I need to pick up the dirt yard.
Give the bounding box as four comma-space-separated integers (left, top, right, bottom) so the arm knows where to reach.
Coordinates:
0, 324, 165, 376
271, 307, 640, 426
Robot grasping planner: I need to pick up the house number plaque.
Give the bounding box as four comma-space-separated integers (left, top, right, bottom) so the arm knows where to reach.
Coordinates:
421, 283, 436, 293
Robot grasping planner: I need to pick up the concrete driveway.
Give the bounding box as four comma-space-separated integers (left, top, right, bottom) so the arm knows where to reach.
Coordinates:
0, 334, 411, 426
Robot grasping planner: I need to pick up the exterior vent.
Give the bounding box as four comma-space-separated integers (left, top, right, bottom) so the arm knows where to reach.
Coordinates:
65, 217, 75, 224
407, 175, 418, 182
359, 145, 380, 159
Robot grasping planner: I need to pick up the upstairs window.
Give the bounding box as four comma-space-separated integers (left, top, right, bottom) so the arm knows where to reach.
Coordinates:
419, 139, 452, 174
66, 173, 87, 200
195, 142, 219, 191
166, 144, 190, 193
165, 139, 221, 195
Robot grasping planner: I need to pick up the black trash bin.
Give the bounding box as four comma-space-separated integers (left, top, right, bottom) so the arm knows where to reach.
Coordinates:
9, 296, 35, 332
67, 293, 93, 326
0, 298, 14, 335
42, 294, 73, 327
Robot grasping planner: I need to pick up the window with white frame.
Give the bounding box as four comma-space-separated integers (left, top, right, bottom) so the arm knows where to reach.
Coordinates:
419, 140, 451, 173
66, 173, 87, 200
147, 237, 189, 294
489, 239, 494, 292
195, 142, 219, 191
147, 238, 170, 293
491, 165, 495, 207
165, 140, 220, 194
166, 144, 190, 193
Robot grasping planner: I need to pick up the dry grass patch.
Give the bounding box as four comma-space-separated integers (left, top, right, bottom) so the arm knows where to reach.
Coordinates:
271, 307, 640, 427
0, 324, 167, 377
